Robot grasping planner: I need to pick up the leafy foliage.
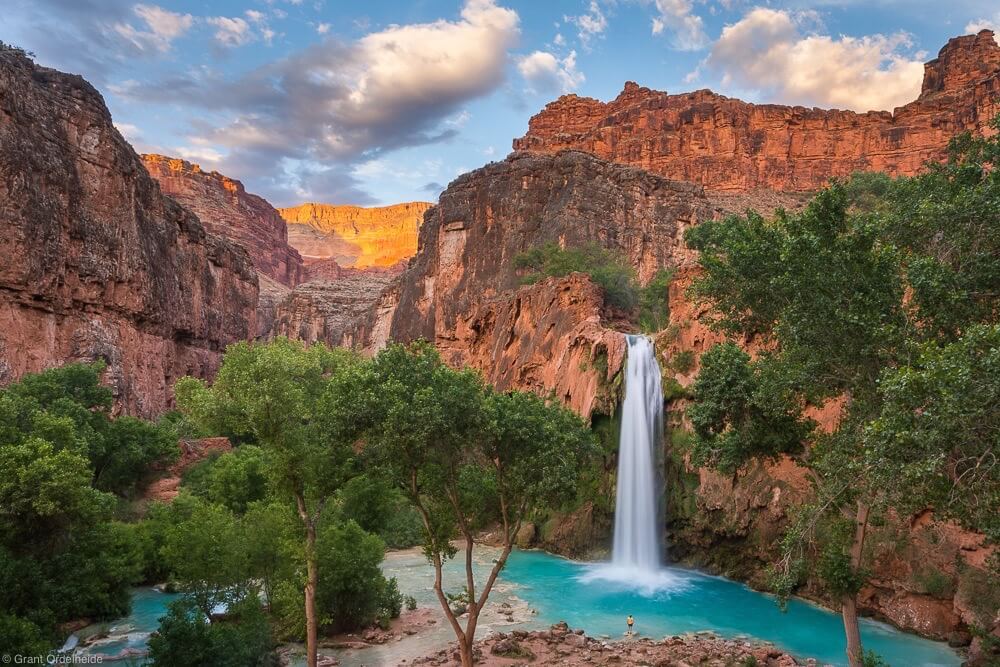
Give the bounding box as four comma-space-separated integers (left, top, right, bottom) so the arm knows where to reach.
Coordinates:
516, 242, 639, 311
638, 268, 675, 332
361, 341, 596, 665
0, 364, 174, 651
684, 121, 1000, 665
183, 445, 269, 514
688, 343, 812, 472
148, 597, 277, 667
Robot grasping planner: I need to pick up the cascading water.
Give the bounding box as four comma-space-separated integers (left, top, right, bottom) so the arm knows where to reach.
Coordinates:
611, 334, 664, 572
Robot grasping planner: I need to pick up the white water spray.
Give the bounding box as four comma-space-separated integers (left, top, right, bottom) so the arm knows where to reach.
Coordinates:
612, 334, 664, 572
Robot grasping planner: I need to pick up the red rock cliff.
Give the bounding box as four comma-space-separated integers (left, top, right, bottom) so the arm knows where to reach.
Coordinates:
514, 30, 1000, 192
357, 150, 712, 416
143, 154, 305, 288
0, 49, 258, 416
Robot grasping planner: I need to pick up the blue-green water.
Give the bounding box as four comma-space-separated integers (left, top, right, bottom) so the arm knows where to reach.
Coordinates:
73, 550, 962, 666
503, 550, 961, 667
73, 588, 181, 661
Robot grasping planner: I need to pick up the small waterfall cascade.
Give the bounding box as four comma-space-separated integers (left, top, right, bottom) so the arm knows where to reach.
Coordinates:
611, 334, 664, 572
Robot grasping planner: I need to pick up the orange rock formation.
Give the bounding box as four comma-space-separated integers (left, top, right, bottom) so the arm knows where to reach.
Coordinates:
279, 202, 431, 269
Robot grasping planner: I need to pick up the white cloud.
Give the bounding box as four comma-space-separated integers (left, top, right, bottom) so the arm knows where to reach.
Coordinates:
566, 1, 607, 47
316, 22, 331, 34
176, 146, 225, 164
207, 16, 253, 46
112, 4, 193, 53
114, 0, 520, 204
554, 33, 566, 46
208, 10, 277, 47
649, 0, 708, 50
518, 49, 585, 93
966, 13, 1000, 33
707, 8, 924, 111
114, 122, 141, 141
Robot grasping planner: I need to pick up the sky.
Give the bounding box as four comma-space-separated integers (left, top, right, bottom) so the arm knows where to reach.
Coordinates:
3, 0, 999, 207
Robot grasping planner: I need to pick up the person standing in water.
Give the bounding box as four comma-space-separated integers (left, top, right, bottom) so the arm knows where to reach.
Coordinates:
626, 615, 634, 636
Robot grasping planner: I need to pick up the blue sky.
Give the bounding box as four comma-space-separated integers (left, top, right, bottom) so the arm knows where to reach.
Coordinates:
3, 0, 999, 206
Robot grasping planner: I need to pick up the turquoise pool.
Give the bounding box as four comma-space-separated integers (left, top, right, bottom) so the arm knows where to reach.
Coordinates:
502, 549, 961, 667
71, 548, 962, 666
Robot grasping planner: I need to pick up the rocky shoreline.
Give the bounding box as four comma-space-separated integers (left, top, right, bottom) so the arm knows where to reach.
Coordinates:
406, 622, 805, 667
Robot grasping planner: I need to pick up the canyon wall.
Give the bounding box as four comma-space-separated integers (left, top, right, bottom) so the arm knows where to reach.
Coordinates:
0, 48, 258, 416
514, 30, 1000, 193
359, 149, 711, 416
279, 201, 431, 269
143, 154, 305, 288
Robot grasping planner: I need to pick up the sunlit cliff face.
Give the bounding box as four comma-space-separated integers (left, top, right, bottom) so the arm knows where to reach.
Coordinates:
279, 202, 432, 269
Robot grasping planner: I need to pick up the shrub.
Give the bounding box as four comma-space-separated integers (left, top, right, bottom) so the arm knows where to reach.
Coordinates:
638, 269, 674, 332
148, 597, 277, 667
183, 446, 269, 514
668, 350, 696, 375
377, 577, 404, 628
515, 242, 639, 311
380, 501, 425, 549
314, 520, 393, 633
339, 474, 396, 534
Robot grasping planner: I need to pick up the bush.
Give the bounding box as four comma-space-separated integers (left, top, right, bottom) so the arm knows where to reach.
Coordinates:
183, 446, 269, 514
148, 597, 277, 667
515, 242, 639, 311
314, 520, 393, 633
638, 269, 674, 332
0, 613, 49, 659
668, 350, 696, 375
381, 501, 425, 549
339, 474, 395, 534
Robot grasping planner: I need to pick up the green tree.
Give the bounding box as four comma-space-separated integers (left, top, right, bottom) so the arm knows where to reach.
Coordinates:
159, 495, 252, 617
0, 364, 168, 650
184, 445, 269, 514
148, 597, 276, 667
685, 122, 1000, 666
638, 268, 674, 332
175, 339, 366, 667
364, 342, 595, 666
338, 473, 395, 535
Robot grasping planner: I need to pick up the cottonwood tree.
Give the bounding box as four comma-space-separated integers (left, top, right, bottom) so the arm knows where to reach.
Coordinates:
363, 342, 595, 666
685, 122, 1000, 667
175, 339, 364, 667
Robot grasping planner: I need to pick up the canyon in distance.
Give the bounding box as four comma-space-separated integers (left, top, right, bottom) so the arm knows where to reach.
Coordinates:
0, 12, 998, 667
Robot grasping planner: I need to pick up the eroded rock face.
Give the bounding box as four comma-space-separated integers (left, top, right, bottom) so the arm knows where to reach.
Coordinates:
269, 272, 397, 347
514, 30, 1000, 193
360, 150, 711, 405
143, 154, 305, 287
279, 201, 431, 269
0, 49, 258, 416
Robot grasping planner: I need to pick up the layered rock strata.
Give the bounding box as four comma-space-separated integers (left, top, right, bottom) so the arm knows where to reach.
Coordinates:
143, 154, 305, 287
514, 30, 1000, 193
279, 201, 431, 269
356, 150, 712, 414
0, 48, 257, 416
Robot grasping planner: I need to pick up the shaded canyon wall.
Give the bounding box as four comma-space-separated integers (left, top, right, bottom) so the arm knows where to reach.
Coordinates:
0, 48, 258, 416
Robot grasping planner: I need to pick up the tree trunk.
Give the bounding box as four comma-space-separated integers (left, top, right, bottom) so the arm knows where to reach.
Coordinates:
842, 500, 870, 667
842, 593, 864, 667
296, 494, 319, 667
459, 639, 475, 667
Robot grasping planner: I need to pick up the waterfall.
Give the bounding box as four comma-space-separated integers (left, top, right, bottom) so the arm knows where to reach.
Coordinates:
612, 334, 664, 572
